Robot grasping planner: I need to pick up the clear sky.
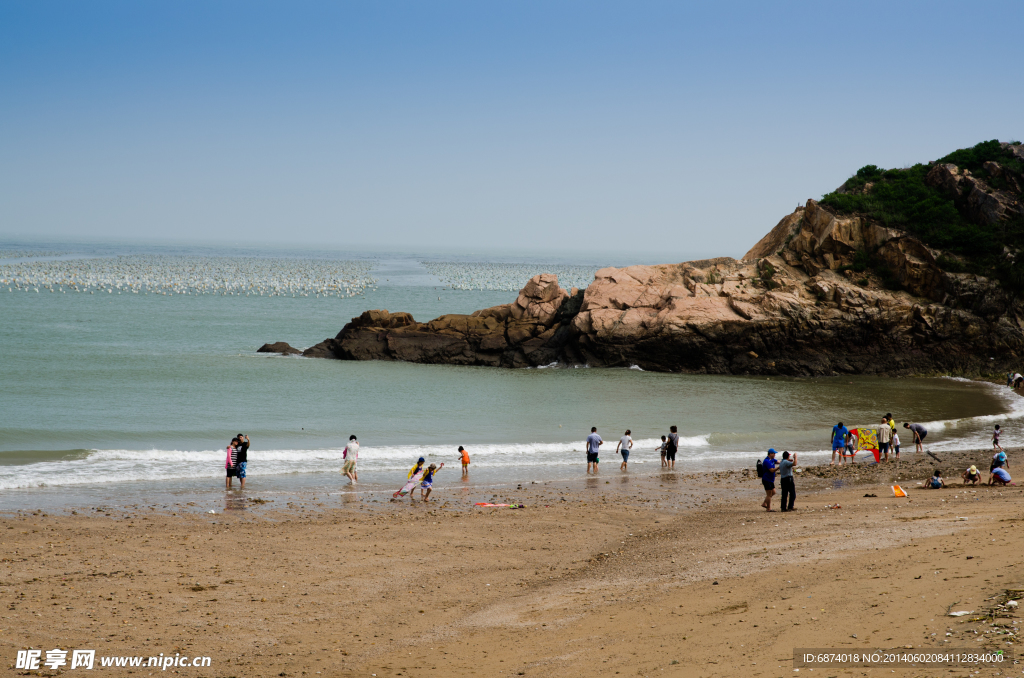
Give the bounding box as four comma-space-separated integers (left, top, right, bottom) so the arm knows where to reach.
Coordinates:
1, 1, 1021, 261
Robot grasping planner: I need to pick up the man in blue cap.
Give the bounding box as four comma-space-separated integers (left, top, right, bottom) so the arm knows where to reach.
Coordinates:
761, 448, 778, 512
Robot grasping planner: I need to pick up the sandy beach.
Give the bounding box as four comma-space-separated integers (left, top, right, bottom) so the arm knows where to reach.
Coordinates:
2, 449, 1022, 677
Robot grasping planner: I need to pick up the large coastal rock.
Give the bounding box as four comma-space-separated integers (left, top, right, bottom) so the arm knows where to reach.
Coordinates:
292, 273, 582, 368
263, 156, 1024, 376
569, 199, 1024, 373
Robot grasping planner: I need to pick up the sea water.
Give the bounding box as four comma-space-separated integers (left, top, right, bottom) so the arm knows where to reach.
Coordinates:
1, 243, 1019, 511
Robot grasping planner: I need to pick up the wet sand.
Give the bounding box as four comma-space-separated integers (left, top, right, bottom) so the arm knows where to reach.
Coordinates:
2, 449, 1021, 677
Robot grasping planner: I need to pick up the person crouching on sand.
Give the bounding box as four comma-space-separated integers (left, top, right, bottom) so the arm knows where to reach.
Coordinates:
420, 463, 444, 501
962, 465, 982, 486
458, 446, 470, 476
341, 435, 359, 483
990, 466, 1013, 486
760, 448, 778, 512
927, 469, 944, 489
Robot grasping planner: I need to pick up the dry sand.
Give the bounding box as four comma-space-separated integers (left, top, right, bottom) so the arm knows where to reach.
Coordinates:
2, 449, 1022, 677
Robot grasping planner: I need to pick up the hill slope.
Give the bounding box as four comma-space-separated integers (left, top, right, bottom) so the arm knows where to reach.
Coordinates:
820, 140, 1024, 287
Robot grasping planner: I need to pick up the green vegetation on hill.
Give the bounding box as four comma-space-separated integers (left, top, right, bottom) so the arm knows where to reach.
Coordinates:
820, 140, 1024, 287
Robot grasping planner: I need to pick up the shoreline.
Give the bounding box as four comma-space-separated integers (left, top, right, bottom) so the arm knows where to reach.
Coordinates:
1, 449, 1020, 677
0, 443, 1015, 516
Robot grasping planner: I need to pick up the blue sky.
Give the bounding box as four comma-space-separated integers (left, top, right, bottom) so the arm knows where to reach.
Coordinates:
1, 1, 1021, 260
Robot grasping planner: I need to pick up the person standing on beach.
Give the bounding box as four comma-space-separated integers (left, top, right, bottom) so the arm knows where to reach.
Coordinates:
666, 426, 679, 470
779, 451, 797, 512
341, 435, 359, 483
235, 433, 249, 489
656, 436, 668, 468
616, 430, 633, 471
760, 448, 778, 512
845, 430, 856, 462
903, 422, 927, 453
877, 418, 892, 462
458, 446, 470, 476
891, 429, 901, 460
225, 438, 239, 489
993, 425, 1004, 452
586, 427, 603, 474
830, 422, 849, 466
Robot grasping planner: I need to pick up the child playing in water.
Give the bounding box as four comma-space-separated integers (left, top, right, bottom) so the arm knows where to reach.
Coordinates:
458, 446, 470, 476
994, 424, 1004, 452
393, 457, 426, 499
419, 463, 444, 501
656, 435, 667, 468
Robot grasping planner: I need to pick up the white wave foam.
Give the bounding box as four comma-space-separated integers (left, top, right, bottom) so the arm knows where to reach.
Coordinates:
0, 433, 722, 489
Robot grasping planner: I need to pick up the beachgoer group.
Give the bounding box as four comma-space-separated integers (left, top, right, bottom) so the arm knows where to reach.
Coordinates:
989, 447, 1012, 485
759, 448, 798, 512
391, 456, 446, 501
217, 414, 1013, 511
225, 434, 249, 489
829, 414, 918, 465
583, 425, 680, 473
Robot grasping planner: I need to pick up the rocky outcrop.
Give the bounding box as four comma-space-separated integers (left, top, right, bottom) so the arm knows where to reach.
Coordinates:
257, 342, 301, 356
281, 273, 584, 368
567, 199, 1024, 374
262, 150, 1024, 376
